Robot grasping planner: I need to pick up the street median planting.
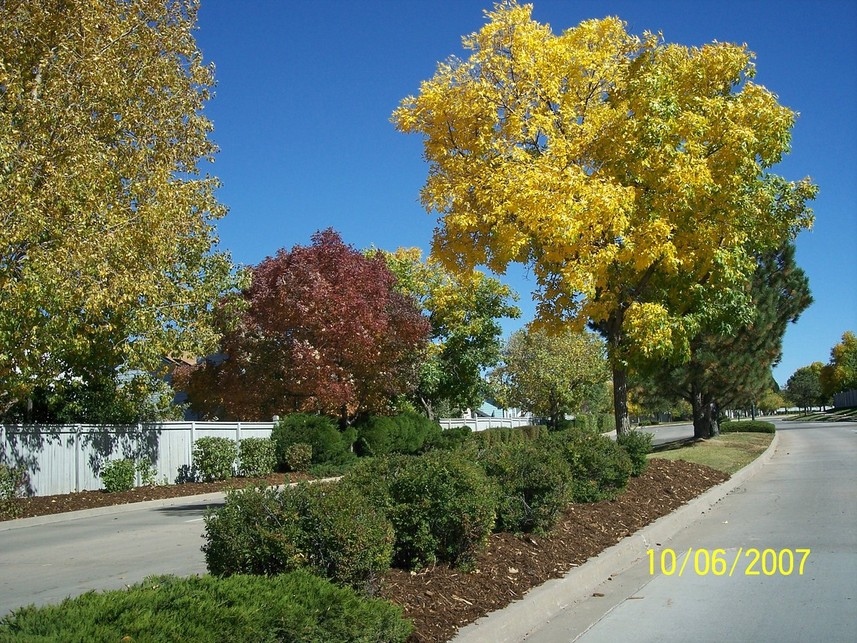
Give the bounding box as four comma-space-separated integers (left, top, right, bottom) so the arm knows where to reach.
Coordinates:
0, 572, 412, 642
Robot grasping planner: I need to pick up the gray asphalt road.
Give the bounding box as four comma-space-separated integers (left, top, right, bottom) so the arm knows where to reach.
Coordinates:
524, 421, 857, 642
0, 494, 222, 615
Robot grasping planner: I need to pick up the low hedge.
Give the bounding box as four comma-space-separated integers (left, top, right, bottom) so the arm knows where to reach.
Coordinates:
192, 437, 237, 482
550, 429, 632, 502
0, 572, 412, 642
203, 483, 394, 592
272, 413, 356, 468
341, 451, 497, 569
470, 425, 549, 449
477, 440, 572, 535
237, 437, 276, 477
720, 420, 776, 434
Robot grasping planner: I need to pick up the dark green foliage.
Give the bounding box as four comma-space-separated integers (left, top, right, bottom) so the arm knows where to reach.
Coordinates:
237, 437, 276, 477
272, 413, 356, 467
720, 420, 776, 433
0, 571, 412, 642
477, 441, 572, 534
99, 459, 136, 492
354, 412, 443, 456
203, 483, 394, 592
192, 437, 237, 482
432, 426, 472, 450
0, 463, 26, 519
283, 443, 313, 472
471, 425, 549, 449
551, 430, 632, 502
617, 430, 654, 476
342, 451, 497, 569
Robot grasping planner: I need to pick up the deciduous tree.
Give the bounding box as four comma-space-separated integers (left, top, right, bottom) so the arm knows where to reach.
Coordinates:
177, 230, 431, 424
785, 363, 825, 412
394, 1, 814, 434
0, 0, 241, 415
378, 248, 519, 417
490, 327, 609, 430
820, 331, 857, 396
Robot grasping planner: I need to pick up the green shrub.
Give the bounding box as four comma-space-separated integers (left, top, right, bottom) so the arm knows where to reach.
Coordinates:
100, 458, 136, 492
0, 463, 26, 519
598, 413, 616, 433
192, 437, 237, 482
272, 413, 356, 467
136, 458, 158, 486
478, 440, 572, 534
432, 426, 472, 450
284, 442, 313, 472
238, 437, 276, 477
203, 482, 393, 591
0, 571, 412, 642
720, 420, 776, 433
617, 430, 654, 476
342, 451, 497, 569
355, 412, 443, 456
552, 429, 632, 502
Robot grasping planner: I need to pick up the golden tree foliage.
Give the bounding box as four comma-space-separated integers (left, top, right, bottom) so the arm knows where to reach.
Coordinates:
394, 1, 815, 432
0, 0, 241, 410
394, 2, 813, 347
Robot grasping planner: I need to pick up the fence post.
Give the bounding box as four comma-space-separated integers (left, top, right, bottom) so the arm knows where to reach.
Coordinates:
74, 424, 81, 493
135, 423, 142, 487
190, 421, 196, 465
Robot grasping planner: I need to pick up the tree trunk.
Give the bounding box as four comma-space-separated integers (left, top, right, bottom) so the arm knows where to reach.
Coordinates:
709, 401, 720, 437
612, 364, 630, 436
691, 386, 708, 439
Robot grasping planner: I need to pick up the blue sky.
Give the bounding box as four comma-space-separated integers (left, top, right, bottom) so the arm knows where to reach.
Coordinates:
194, 0, 856, 387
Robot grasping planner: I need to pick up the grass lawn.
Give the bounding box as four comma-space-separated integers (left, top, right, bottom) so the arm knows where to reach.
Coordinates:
650, 432, 774, 475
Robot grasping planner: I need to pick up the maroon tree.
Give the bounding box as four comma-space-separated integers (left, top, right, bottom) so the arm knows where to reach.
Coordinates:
177, 229, 430, 423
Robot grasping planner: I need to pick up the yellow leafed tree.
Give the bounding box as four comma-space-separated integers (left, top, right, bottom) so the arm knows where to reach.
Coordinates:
0, 0, 242, 414
393, 1, 815, 433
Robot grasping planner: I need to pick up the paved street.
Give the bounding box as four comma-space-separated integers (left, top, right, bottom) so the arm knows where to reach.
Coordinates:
0, 494, 220, 615
523, 421, 857, 642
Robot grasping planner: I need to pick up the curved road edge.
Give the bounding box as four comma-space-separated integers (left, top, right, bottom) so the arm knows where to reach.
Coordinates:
452, 431, 781, 643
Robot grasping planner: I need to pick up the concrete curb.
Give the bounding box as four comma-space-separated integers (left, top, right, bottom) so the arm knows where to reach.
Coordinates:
0, 476, 343, 532
452, 431, 781, 643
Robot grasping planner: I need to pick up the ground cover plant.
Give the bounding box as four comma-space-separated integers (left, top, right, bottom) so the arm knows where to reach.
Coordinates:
0, 571, 412, 642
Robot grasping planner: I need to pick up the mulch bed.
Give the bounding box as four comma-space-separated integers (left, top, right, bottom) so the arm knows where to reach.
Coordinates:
2, 459, 728, 642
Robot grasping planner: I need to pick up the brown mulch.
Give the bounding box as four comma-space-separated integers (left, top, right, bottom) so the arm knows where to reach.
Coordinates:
1, 459, 728, 642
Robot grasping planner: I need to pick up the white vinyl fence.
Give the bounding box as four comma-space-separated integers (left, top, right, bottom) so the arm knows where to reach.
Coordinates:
1, 422, 275, 497
3, 416, 538, 497
437, 417, 535, 432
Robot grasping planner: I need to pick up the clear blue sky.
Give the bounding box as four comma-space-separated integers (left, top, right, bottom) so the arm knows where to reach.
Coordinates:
194, 0, 857, 387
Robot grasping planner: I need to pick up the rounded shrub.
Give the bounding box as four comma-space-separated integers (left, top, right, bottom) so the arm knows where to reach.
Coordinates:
203, 482, 393, 591
100, 458, 136, 492
342, 451, 497, 569
355, 412, 443, 456
192, 437, 237, 482
272, 413, 356, 468
720, 420, 776, 434
617, 429, 654, 476
237, 437, 276, 477
478, 440, 572, 534
551, 429, 632, 502
283, 442, 312, 472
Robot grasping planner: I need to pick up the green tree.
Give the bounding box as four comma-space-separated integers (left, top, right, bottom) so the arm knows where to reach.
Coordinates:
785, 363, 825, 413
490, 327, 609, 430
636, 242, 812, 438
0, 0, 242, 417
378, 248, 520, 418
394, 2, 815, 434
820, 331, 857, 396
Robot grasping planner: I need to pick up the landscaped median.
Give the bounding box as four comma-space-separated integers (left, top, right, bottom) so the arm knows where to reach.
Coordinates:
0, 423, 777, 642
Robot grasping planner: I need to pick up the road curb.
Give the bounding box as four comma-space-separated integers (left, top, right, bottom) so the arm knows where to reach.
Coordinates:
0, 476, 343, 532
452, 431, 781, 643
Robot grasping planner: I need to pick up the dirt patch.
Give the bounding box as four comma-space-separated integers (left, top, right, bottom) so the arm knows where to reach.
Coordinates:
2, 458, 728, 642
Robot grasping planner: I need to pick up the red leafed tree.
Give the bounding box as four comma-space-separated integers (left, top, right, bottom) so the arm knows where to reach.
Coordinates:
176, 229, 430, 423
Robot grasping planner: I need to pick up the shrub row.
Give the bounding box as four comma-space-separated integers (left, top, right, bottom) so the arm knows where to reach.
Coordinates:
470, 424, 548, 449
0, 463, 26, 519
354, 412, 442, 456
720, 420, 776, 434
0, 571, 412, 642
272, 413, 356, 469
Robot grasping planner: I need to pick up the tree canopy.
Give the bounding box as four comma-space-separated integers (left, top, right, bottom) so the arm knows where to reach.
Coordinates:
489, 326, 609, 430
785, 363, 825, 412
0, 0, 241, 416
378, 248, 520, 417
820, 331, 857, 397
177, 230, 431, 424
394, 1, 815, 433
